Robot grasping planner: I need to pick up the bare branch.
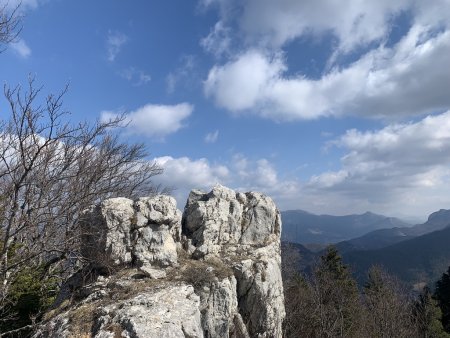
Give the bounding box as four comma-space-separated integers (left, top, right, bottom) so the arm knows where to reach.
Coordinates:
0, 78, 165, 332
0, 3, 22, 52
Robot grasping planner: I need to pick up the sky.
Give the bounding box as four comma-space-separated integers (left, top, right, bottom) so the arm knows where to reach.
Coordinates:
1, 0, 450, 221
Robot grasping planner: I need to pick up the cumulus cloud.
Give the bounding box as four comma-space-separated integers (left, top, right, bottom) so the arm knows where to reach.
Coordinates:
231, 156, 301, 205
153, 156, 229, 206
155, 156, 229, 189
205, 26, 450, 120
156, 112, 450, 218
153, 154, 300, 210
10, 39, 31, 58
204, 50, 284, 112
202, 0, 450, 55
240, 0, 409, 52
202, 0, 450, 122
204, 130, 219, 143
100, 103, 193, 139
107, 31, 128, 62
305, 111, 450, 217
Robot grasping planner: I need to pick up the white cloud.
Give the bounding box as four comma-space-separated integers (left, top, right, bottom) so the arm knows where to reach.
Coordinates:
119, 67, 151, 86
229, 156, 301, 209
100, 103, 193, 139
305, 111, 450, 217
202, 0, 450, 56
254, 159, 278, 187
201, 21, 231, 57
238, 0, 409, 52
153, 154, 300, 210
155, 156, 229, 189
107, 31, 128, 62
153, 156, 229, 206
204, 50, 284, 112
205, 26, 450, 120
204, 130, 219, 143
202, 0, 450, 122
10, 39, 31, 58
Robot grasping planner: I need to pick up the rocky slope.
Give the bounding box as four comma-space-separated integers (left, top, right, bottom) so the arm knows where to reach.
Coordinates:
33, 185, 285, 338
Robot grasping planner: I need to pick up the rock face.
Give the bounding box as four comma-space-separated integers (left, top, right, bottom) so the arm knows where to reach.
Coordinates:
81, 195, 182, 270
34, 185, 285, 338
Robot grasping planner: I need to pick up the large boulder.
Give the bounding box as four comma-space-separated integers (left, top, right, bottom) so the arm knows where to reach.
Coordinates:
183, 186, 281, 258
81, 195, 181, 269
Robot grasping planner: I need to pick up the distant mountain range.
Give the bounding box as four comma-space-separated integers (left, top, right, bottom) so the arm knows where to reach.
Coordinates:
335, 209, 450, 253
343, 224, 450, 287
281, 208, 450, 288
281, 209, 411, 244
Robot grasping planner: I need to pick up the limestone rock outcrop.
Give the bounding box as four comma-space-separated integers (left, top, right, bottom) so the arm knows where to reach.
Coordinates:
34, 185, 285, 338
81, 195, 181, 270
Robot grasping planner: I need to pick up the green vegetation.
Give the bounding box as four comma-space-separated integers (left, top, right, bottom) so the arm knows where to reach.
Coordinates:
436, 267, 450, 332
283, 246, 450, 338
414, 286, 450, 338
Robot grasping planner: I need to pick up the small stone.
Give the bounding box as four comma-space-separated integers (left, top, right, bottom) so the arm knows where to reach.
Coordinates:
138, 265, 167, 279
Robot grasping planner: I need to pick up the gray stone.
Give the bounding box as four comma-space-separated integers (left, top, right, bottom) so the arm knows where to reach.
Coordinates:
81, 197, 135, 266
36, 185, 285, 338
93, 285, 203, 338
183, 185, 282, 258
81, 195, 181, 269
138, 265, 167, 279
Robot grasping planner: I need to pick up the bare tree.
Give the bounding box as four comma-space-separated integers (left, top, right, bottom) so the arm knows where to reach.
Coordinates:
362, 265, 416, 338
0, 78, 163, 334
0, 2, 21, 51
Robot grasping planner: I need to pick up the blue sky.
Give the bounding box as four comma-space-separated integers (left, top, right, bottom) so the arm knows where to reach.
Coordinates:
1, 0, 450, 220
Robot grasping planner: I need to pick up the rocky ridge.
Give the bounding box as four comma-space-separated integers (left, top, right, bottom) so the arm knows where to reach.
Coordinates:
34, 185, 285, 338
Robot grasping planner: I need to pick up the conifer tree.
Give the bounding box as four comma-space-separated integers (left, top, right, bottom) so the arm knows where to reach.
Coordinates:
311, 246, 363, 337
414, 286, 450, 338
435, 267, 450, 333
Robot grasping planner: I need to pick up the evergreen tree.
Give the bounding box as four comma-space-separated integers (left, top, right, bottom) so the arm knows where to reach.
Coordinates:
311, 246, 363, 337
435, 266, 450, 332
414, 286, 450, 338
282, 246, 363, 337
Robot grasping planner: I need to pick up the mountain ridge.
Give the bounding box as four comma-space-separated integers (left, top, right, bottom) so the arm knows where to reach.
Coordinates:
343, 224, 450, 286
281, 209, 411, 244
335, 209, 450, 252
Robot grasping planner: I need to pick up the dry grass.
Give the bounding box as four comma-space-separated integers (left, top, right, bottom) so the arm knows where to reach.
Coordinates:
175, 256, 234, 289
68, 303, 96, 337
105, 323, 123, 338
41, 253, 239, 335
43, 299, 71, 321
